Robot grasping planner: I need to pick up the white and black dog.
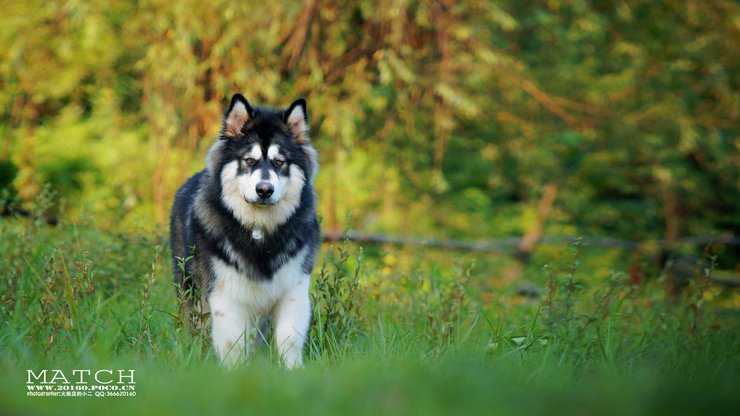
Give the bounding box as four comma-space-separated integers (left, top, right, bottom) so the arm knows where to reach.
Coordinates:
170, 94, 319, 368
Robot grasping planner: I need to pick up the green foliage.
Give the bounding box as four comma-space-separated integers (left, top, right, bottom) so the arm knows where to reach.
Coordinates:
0, 159, 19, 212
0, 160, 17, 190
0, 0, 736, 242
309, 239, 363, 360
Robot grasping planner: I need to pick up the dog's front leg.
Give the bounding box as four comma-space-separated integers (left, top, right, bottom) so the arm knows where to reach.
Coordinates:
209, 291, 251, 367
272, 276, 311, 369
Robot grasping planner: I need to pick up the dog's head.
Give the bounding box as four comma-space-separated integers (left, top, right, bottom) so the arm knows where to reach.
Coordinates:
207, 94, 318, 231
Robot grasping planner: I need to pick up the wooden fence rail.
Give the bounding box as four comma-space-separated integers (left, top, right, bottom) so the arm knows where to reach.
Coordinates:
321, 230, 740, 253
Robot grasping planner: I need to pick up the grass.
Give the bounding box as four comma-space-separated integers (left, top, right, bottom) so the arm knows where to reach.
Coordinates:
0, 210, 738, 415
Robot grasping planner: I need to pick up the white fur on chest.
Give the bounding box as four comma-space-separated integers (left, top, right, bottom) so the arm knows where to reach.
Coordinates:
207, 245, 312, 367
209, 246, 309, 315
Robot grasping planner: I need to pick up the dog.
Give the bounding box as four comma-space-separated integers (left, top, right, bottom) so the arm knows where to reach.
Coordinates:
170, 93, 320, 368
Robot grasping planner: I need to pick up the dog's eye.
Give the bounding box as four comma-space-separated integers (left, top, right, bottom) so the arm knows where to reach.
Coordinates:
245, 158, 257, 166
273, 159, 285, 167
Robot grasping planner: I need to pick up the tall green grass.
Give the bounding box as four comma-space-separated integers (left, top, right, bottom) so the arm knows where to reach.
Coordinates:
0, 210, 737, 415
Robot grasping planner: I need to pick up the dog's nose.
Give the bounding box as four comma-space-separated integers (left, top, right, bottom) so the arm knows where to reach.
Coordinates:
256, 182, 274, 199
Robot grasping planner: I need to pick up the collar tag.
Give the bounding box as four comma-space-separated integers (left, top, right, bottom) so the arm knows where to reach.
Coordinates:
251, 229, 264, 240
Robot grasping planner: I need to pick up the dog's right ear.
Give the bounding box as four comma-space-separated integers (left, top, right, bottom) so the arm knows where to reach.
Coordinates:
221, 94, 254, 139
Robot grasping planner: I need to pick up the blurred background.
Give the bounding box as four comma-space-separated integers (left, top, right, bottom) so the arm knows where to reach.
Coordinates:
1, 0, 738, 273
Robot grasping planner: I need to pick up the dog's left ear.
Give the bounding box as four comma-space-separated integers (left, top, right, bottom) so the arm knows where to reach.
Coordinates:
283, 98, 309, 144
